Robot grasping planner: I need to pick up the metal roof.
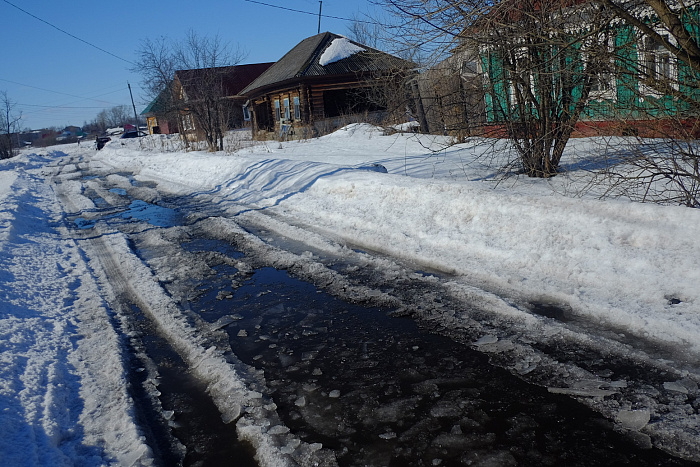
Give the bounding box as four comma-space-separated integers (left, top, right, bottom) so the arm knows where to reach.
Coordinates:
175, 62, 274, 100
240, 32, 415, 97
141, 86, 172, 115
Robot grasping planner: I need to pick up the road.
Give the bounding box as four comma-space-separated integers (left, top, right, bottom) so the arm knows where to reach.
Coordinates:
49, 151, 699, 466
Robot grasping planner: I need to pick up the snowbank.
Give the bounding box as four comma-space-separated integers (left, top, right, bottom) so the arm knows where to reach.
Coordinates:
92, 128, 700, 357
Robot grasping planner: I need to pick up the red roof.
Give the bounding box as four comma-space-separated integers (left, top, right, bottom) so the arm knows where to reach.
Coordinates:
176, 62, 274, 99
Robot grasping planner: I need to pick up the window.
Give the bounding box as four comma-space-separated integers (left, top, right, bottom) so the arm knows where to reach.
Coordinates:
283, 98, 290, 121
644, 35, 673, 80
183, 114, 195, 131
642, 34, 677, 87
591, 74, 613, 93
461, 60, 478, 76
293, 96, 300, 120
508, 48, 534, 110
585, 33, 617, 101
242, 104, 250, 121
640, 33, 677, 97
274, 99, 281, 121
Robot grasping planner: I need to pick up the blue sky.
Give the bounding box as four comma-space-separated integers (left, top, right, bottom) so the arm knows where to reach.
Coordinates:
0, 0, 379, 130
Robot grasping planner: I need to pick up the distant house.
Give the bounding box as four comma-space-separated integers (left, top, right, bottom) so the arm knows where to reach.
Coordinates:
240, 32, 416, 140
173, 62, 274, 144
56, 126, 86, 141
141, 86, 179, 135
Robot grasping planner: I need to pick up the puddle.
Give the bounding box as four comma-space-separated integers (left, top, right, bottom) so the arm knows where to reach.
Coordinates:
121, 200, 181, 227
182, 238, 245, 258
181, 240, 689, 467
72, 200, 181, 230
94, 197, 108, 208
126, 303, 258, 467
529, 302, 572, 322
74, 217, 95, 229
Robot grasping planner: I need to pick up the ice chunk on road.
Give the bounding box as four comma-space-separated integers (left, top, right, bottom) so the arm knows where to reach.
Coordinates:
548, 379, 620, 397
474, 334, 498, 346
663, 381, 690, 394
616, 409, 650, 431
267, 425, 290, 435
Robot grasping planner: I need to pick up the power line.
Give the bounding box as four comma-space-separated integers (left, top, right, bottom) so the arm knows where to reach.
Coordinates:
243, 0, 376, 24
1, 0, 136, 65
2, 78, 128, 109
18, 104, 117, 109
0, 78, 88, 100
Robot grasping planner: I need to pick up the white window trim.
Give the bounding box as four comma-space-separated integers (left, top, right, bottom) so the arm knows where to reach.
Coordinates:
283, 98, 290, 121
293, 96, 301, 120
508, 47, 536, 109
183, 114, 195, 131
639, 31, 678, 99
586, 34, 617, 102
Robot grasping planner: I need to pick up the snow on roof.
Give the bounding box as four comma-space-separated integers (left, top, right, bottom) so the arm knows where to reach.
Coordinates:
319, 37, 365, 66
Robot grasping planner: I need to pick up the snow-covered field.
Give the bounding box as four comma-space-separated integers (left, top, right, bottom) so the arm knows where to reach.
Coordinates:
2, 125, 699, 465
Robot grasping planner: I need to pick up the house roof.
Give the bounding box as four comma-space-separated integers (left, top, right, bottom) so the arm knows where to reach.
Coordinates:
240, 32, 416, 97
141, 86, 172, 116
176, 62, 274, 100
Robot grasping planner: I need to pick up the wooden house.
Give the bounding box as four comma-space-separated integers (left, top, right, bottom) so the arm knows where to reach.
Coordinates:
173, 62, 274, 143
239, 32, 416, 140
470, 0, 700, 138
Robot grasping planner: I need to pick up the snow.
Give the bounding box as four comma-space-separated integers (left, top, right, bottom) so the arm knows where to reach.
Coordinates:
93, 127, 700, 357
2, 124, 700, 464
0, 154, 152, 466
318, 37, 365, 66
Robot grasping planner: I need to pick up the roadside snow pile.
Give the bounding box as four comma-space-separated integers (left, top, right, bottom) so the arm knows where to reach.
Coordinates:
319, 37, 365, 66
280, 173, 700, 353
91, 127, 700, 358
0, 153, 152, 465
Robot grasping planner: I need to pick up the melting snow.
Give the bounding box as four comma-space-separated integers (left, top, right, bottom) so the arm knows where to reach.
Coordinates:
3, 123, 700, 464
319, 37, 365, 66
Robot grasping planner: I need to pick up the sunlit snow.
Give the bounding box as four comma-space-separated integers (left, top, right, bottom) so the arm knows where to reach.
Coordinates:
318, 37, 365, 66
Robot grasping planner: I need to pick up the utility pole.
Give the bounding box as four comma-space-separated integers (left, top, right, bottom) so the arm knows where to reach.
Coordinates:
127, 82, 139, 131
318, 1, 322, 34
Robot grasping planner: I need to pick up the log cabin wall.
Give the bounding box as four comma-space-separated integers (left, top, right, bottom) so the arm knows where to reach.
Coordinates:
250, 77, 382, 141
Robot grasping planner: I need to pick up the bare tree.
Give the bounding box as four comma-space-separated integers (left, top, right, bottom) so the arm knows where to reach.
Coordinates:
173, 31, 247, 151
477, 0, 619, 177
348, 15, 385, 49
381, 0, 618, 178
108, 105, 132, 128
1, 91, 21, 159
132, 31, 246, 151
132, 36, 177, 99
89, 105, 133, 133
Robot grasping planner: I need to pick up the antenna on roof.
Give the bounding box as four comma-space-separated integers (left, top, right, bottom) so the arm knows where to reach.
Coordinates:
318, 1, 322, 34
